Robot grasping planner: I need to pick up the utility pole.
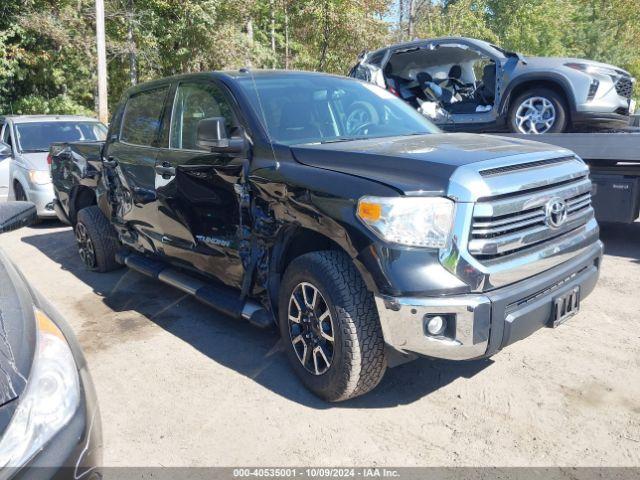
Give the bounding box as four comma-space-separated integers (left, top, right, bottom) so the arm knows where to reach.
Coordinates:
95, 0, 108, 123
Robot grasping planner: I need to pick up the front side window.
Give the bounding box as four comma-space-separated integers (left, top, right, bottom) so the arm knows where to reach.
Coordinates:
1, 123, 12, 148
237, 74, 438, 145
14, 122, 107, 152
120, 87, 169, 147
170, 82, 236, 150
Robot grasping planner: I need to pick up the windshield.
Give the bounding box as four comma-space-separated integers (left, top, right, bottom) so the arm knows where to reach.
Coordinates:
15, 121, 107, 152
237, 74, 439, 145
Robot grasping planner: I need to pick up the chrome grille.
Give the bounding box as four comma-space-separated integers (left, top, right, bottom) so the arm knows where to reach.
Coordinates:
469, 175, 593, 259
615, 76, 634, 99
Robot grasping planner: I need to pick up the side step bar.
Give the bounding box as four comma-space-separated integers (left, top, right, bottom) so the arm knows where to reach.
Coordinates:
116, 251, 273, 329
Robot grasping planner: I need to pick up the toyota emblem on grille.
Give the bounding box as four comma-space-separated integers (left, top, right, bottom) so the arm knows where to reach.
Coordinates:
545, 198, 568, 228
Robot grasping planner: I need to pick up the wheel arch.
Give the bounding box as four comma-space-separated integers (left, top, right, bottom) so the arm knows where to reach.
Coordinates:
267, 226, 378, 314
501, 74, 576, 120
69, 185, 97, 224
12, 178, 27, 200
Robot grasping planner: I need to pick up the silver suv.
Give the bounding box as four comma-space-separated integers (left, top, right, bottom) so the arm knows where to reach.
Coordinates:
350, 36, 635, 134
0, 115, 107, 219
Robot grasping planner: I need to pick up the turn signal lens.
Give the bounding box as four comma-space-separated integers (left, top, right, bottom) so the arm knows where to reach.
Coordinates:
357, 201, 382, 221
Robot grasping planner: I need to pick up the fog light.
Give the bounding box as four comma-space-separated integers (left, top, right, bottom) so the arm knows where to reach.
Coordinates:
425, 315, 446, 336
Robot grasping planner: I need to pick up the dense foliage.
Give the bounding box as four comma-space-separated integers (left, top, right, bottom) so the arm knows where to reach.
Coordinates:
1, 0, 639, 117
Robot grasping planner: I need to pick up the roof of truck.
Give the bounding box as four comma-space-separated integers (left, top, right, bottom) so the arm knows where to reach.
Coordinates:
0, 114, 101, 124
121, 69, 349, 97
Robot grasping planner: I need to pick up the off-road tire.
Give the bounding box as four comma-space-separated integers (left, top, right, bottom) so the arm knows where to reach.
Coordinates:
278, 250, 387, 402
508, 87, 568, 134
75, 206, 121, 272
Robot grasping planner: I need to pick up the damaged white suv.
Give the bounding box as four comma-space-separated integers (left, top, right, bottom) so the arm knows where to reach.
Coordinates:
350, 36, 635, 134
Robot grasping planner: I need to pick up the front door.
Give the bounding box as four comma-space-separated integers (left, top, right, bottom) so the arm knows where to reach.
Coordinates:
0, 123, 13, 201
155, 80, 247, 289
105, 85, 170, 249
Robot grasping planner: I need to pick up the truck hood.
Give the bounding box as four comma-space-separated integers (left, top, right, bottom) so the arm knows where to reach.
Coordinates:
290, 133, 568, 195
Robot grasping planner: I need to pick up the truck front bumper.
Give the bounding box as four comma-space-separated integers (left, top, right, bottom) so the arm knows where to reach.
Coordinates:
375, 241, 603, 361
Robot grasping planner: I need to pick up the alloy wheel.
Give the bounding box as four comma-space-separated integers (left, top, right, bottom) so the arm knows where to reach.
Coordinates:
75, 222, 97, 269
287, 282, 335, 376
515, 96, 557, 134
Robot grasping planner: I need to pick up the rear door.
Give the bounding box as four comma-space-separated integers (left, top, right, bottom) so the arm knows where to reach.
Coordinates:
154, 80, 247, 289
105, 84, 170, 247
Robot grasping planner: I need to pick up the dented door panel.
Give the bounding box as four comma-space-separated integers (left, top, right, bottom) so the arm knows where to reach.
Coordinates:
155, 148, 246, 289
106, 141, 162, 245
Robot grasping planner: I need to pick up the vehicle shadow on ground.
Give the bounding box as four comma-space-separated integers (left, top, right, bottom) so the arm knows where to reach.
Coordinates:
599, 222, 640, 264
23, 227, 490, 408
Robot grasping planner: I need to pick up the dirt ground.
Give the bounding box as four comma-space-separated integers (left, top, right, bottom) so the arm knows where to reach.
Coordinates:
0, 220, 638, 467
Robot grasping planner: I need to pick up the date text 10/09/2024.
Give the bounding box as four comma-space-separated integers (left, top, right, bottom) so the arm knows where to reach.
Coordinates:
232, 468, 401, 478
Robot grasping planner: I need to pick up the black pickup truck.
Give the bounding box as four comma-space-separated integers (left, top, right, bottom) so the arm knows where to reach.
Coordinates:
51, 71, 603, 401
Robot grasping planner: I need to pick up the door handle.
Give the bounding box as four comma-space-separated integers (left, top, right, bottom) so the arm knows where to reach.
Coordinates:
103, 156, 118, 168
155, 163, 176, 178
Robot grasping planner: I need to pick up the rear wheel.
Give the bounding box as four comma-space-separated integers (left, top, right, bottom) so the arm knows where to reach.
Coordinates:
278, 250, 386, 402
75, 206, 121, 272
508, 88, 568, 134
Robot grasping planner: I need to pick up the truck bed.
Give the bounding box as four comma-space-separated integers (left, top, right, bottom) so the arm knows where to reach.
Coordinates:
50, 140, 105, 224
492, 132, 640, 224
495, 131, 640, 163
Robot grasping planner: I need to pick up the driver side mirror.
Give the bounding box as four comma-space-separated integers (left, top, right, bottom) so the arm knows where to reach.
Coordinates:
0, 141, 12, 159
196, 117, 245, 156
0, 202, 37, 234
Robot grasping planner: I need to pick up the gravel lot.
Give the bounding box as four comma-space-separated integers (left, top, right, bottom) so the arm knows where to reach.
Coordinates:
0, 220, 638, 467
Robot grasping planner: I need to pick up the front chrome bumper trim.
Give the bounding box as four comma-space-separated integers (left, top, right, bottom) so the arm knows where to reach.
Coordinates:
375, 294, 491, 361
376, 241, 603, 361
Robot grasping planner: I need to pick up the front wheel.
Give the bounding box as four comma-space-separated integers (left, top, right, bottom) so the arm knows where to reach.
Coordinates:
508, 88, 568, 134
278, 250, 387, 402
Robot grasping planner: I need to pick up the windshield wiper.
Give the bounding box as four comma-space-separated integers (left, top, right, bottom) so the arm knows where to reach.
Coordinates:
21, 149, 49, 153
320, 132, 428, 144
320, 136, 373, 144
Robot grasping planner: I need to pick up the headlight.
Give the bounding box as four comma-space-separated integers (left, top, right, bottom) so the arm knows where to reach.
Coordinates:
0, 308, 80, 468
357, 196, 455, 248
28, 170, 51, 185
565, 62, 621, 78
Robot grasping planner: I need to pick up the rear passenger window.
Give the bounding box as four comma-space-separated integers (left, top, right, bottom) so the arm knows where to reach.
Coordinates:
170, 82, 236, 150
120, 87, 169, 146
353, 66, 371, 81
367, 51, 385, 67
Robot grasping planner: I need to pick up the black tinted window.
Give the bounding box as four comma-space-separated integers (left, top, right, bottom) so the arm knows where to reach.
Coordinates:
368, 51, 385, 66
170, 82, 236, 150
121, 87, 169, 146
